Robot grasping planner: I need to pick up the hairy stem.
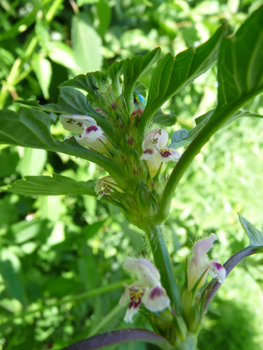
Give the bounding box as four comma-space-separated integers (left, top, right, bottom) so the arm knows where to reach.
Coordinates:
144, 223, 183, 316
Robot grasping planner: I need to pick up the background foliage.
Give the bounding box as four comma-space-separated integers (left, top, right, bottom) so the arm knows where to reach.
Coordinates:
0, 1, 263, 349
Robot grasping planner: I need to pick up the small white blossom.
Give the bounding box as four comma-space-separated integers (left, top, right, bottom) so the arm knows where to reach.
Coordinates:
60, 115, 96, 133
60, 114, 108, 153
119, 257, 170, 323
140, 129, 181, 177
187, 233, 226, 291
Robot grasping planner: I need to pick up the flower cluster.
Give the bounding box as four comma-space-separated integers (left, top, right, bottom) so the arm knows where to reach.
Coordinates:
119, 257, 170, 323
187, 233, 226, 291
60, 115, 108, 153
140, 128, 181, 178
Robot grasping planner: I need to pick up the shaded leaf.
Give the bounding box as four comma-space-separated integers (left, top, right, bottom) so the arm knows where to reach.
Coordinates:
0, 249, 27, 306
217, 6, 263, 109
123, 48, 161, 113
170, 128, 191, 149
152, 109, 177, 126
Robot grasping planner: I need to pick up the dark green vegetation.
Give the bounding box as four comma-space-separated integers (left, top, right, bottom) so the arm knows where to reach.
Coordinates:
0, 1, 263, 349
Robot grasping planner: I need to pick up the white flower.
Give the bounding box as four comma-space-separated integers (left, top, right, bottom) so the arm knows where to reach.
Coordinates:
119, 257, 170, 323
60, 115, 97, 133
187, 233, 226, 291
60, 114, 108, 153
75, 124, 108, 152
140, 129, 181, 177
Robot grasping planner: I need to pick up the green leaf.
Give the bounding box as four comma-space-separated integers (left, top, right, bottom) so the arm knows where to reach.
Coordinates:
173, 109, 263, 149
123, 47, 161, 114
238, 214, 263, 250
32, 55, 52, 99
48, 42, 80, 71
15, 100, 58, 114
18, 148, 47, 176
217, 5, 263, 109
0, 249, 27, 307
0, 108, 125, 186
96, 0, 111, 38
170, 128, 191, 149
71, 13, 102, 73
152, 109, 177, 126
7, 174, 96, 197
56, 87, 115, 138
140, 24, 225, 131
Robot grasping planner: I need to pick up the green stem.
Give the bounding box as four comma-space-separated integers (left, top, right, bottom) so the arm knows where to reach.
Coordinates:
88, 304, 124, 337
155, 88, 263, 224
144, 223, 183, 316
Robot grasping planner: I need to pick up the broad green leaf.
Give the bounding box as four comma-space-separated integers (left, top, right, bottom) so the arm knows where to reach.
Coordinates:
18, 148, 47, 177
32, 55, 52, 99
0, 108, 123, 184
152, 109, 177, 126
140, 24, 225, 129
217, 5, 263, 109
71, 13, 102, 73
0, 249, 27, 307
11, 220, 46, 244
96, 0, 111, 38
7, 174, 96, 196
48, 42, 80, 71
123, 47, 161, 114
238, 214, 263, 250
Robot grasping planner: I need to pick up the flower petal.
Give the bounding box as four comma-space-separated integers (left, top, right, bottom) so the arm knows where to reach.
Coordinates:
123, 300, 141, 323
142, 286, 170, 312
60, 115, 96, 133
209, 259, 226, 284
140, 148, 157, 160
123, 258, 161, 287
157, 147, 181, 163
192, 233, 217, 263
142, 129, 168, 151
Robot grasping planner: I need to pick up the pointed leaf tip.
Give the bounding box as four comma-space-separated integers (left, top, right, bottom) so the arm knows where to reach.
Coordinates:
238, 213, 263, 249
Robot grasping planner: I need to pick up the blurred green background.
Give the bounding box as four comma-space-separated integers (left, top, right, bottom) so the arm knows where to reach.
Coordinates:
1, 0, 263, 349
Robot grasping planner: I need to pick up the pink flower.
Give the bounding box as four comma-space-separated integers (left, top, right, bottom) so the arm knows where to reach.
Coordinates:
187, 233, 226, 291
140, 129, 181, 177
119, 258, 170, 323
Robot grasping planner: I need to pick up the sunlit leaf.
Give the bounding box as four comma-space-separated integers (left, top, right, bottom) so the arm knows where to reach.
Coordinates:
32, 55, 52, 99
140, 24, 225, 128
7, 174, 96, 197
238, 214, 263, 250
0, 108, 122, 182
72, 13, 102, 73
